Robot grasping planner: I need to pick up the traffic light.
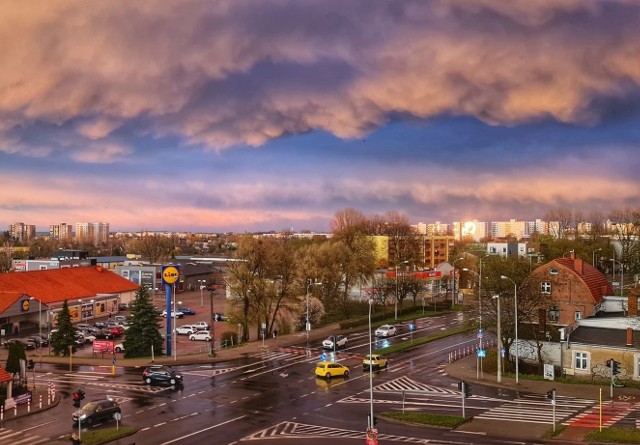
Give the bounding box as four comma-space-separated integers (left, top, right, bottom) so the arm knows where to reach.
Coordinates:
458, 381, 471, 398
26, 359, 34, 370
612, 360, 621, 376
547, 388, 556, 400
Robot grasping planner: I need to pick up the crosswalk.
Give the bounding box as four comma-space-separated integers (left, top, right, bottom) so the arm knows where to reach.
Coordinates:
0, 427, 51, 445
567, 401, 636, 428
373, 375, 458, 395
38, 370, 172, 393
475, 393, 594, 424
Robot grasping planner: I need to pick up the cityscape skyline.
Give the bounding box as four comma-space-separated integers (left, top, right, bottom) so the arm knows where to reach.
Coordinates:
1, 1, 639, 233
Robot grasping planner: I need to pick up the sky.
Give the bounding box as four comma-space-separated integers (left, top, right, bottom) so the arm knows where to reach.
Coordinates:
1, 0, 639, 234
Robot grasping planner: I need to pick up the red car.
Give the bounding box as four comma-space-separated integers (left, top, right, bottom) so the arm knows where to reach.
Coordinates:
108, 326, 124, 337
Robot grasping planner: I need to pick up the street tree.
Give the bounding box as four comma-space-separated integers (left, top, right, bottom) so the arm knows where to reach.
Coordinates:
124, 286, 164, 358
133, 232, 174, 264
5, 341, 27, 376
50, 300, 78, 356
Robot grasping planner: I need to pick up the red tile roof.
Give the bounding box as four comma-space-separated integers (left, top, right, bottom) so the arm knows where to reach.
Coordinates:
554, 258, 613, 304
0, 291, 25, 314
0, 367, 12, 383
0, 266, 139, 305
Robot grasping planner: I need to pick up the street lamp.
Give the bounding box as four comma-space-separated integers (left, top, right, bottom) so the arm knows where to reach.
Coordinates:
198, 279, 206, 307
501, 275, 518, 385
30, 297, 42, 361
395, 260, 409, 320
306, 282, 322, 342
592, 248, 602, 267
611, 259, 624, 297
366, 298, 377, 428
492, 294, 502, 383
452, 257, 464, 309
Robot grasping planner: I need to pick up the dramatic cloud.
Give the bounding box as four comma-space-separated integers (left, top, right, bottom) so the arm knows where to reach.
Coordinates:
0, 0, 638, 232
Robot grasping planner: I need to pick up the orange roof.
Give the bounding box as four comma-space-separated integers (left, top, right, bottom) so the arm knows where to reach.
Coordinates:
0, 291, 25, 314
554, 258, 613, 304
0, 367, 12, 383
0, 266, 139, 305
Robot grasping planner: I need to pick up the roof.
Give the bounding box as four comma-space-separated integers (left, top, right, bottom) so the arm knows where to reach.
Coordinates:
0, 291, 25, 314
570, 325, 640, 349
0, 266, 139, 305
0, 367, 12, 383
554, 258, 613, 304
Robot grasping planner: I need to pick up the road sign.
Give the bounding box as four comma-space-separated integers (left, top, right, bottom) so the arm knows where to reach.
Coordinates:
320, 353, 327, 361
477, 349, 486, 358
477, 328, 484, 338
500, 348, 506, 358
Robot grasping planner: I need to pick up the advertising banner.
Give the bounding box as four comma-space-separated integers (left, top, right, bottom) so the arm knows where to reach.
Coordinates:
93, 340, 114, 353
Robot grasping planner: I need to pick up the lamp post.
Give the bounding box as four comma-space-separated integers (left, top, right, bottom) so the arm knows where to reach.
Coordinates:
492, 294, 502, 383
198, 279, 206, 307
306, 282, 322, 343
394, 260, 409, 320
592, 248, 602, 267
611, 259, 624, 297
501, 275, 518, 385
30, 297, 42, 361
368, 298, 375, 429
452, 257, 464, 309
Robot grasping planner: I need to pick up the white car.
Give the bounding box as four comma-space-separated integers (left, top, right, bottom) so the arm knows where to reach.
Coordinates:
114, 343, 125, 353
161, 310, 184, 318
193, 321, 209, 331
375, 324, 397, 337
189, 330, 212, 341
322, 335, 348, 350
175, 325, 195, 335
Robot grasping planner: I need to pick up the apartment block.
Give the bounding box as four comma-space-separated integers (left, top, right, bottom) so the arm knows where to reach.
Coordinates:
50, 222, 73, 241
8, 222, 36, 242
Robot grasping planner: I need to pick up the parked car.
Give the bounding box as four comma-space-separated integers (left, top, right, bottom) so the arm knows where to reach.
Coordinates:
114, 343, 125, 353
192, 321, 209, 331
213, 313, 228, 322
142, 365, 182, 386
113, 315, 128, 323
25, 336, 48, 347
108, 326, 125, 337
314, 361, 350, 378
189, 330, 212, 341
3, 338, 36, 350
322, 335, 348, 350
177, 307, 196, 315
72, 398, 121, 425
374, 324, 397, 338
175, 325, 196, 335
363, 354, 388, 370
93, 329, 113, 340
161, 310, 184, 318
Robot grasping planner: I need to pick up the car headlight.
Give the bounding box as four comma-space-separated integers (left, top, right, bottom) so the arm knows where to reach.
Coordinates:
79, 414, 87, 420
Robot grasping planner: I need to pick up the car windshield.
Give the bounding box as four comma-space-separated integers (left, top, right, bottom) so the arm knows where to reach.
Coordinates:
82, 402, 99, 413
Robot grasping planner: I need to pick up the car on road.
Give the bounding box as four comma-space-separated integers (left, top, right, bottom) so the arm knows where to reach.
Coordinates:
322, 335, 348, 350
72, 398, 121, 425
374, 324, 397, 338
189, 330, 212, 341
177, 307, 196, 315
161, 310, 184, 318
175, 325, 196, 335
314, 361, 350, 378
142, 365, 183, 386
363, 354, 388, 370
193, 321, 209, 331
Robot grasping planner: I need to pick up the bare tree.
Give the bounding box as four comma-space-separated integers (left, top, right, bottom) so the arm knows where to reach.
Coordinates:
133, 232, 173, 264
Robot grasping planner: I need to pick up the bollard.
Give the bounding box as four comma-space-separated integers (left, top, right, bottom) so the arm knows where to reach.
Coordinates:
14, 405, 17, 416
28, 399, 31, 413
1, 405, 3, 423
39, 394, 42, 409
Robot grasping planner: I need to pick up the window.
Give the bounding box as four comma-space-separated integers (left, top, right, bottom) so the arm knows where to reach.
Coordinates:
575, 311, 582, 320
548, 306, 560, 322
549, 268, 559, 275
540, 282, 552, 294
575, 351, 588, 371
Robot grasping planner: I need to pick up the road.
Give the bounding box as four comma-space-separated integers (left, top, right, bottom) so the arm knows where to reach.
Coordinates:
3, 311, 638, 445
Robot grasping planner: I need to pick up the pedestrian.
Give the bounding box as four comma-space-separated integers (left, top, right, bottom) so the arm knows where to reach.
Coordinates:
273, 330, 278, 339
71, 431, 81, 445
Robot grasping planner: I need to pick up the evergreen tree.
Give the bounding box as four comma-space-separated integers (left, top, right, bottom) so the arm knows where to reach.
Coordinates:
50, 300, 78, 356
124, 286, 164, 358
5, 341, 27, 375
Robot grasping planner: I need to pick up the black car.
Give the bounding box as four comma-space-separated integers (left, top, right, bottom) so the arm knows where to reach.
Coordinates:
72, 398, 121, 425
177, 307, 196, 315
25, 336, 48, 347
142, 365, 183, 386
2, 338, 36, 350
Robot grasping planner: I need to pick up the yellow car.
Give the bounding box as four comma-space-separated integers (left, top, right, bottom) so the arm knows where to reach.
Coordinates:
363, 354, 388, 370
314, 361, 350, 378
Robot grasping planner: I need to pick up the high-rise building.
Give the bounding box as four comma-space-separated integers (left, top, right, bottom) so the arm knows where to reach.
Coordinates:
50, 223, 73, 241
75, 222, 110, 245
491, 219, 527, 239
452, 220, 489, 241
8, 222, 36, 242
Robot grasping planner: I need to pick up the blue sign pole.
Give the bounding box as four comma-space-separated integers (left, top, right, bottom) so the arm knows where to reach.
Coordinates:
166, 283, 172, 356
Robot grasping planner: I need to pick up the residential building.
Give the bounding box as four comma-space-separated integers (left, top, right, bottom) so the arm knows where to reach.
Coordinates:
75, 222, 110, 245
49, 223, 73, 241
8, 222, 36, 242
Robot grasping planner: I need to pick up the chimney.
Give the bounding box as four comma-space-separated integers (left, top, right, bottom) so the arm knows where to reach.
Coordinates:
573, 257, 583, 275
627, 327, 633, 346
628, 292, 639, 317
